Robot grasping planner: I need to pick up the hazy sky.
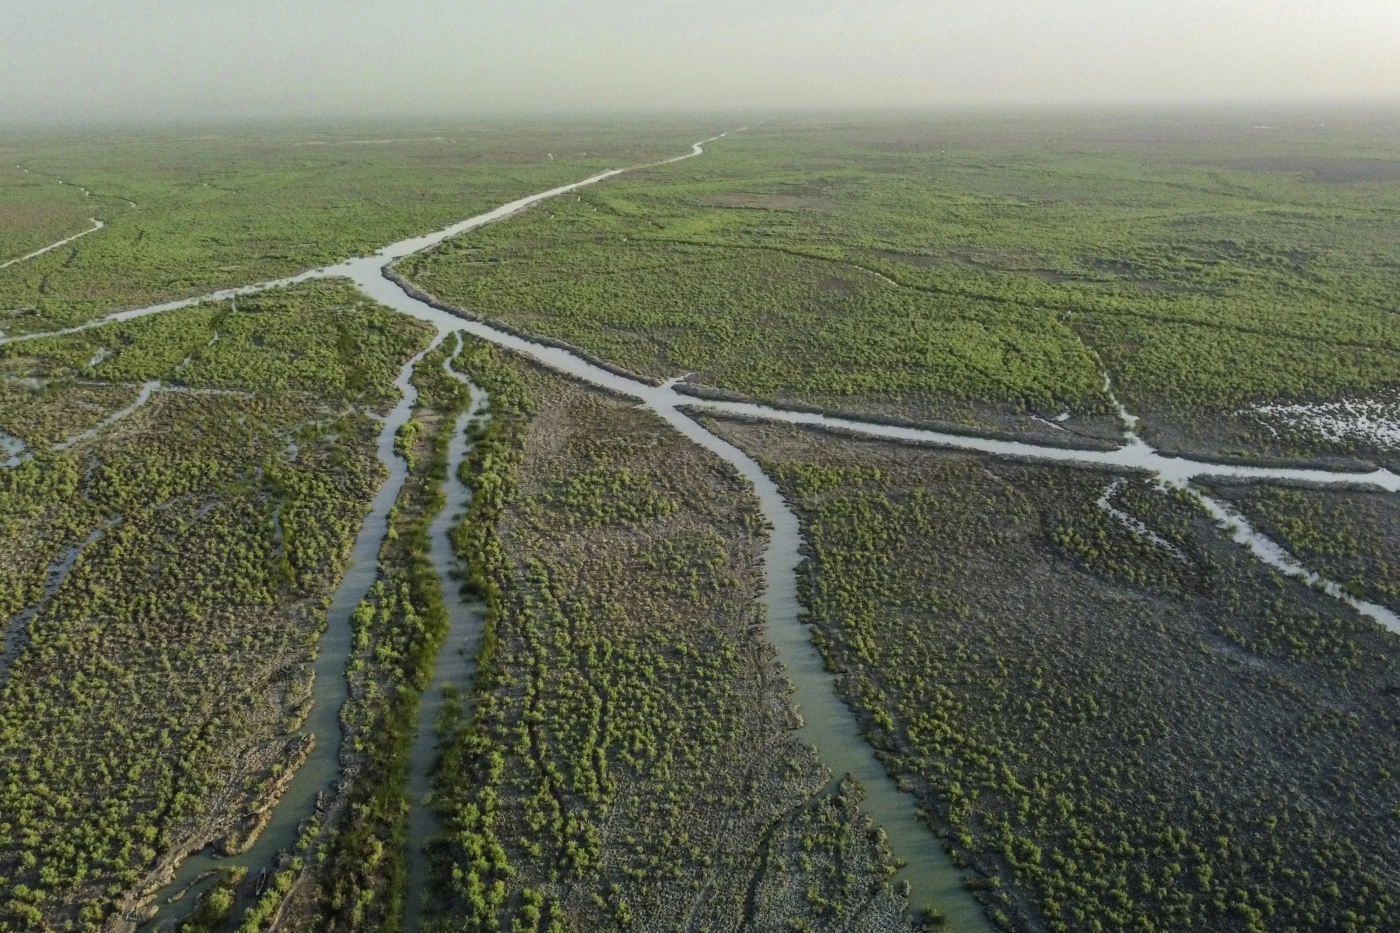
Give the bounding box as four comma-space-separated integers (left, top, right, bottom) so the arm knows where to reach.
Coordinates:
4, 1, 1399, 122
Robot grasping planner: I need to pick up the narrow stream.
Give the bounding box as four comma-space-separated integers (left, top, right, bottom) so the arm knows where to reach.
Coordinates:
54, 380, 160, 450
0, 525, 107, 686
404, 338, 492, 933
0, 217, 104, 271
142, 333, 445, 926
1095, 478, 1187, 562
7, 132, 1397, 931
1193, 490, 1400, 632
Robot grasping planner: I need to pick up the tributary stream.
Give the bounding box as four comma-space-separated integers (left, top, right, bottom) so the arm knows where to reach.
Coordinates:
4, 133, 1398, 931
141, 332, 446, 926
403, 340, 491, 933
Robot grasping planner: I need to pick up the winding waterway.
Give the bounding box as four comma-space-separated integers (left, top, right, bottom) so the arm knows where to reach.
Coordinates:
404, 338, 491, 933
4, 132, 1398, 930
1193, 491, 1400, 632
0, 217, 104, 271
142, 332, 446, 926
53, 380, 160, 450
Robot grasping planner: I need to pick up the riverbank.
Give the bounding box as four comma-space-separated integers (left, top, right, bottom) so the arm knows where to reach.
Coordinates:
5, 130, 1399, 933
428, 341, 920, 929
705, 415, 1400, 933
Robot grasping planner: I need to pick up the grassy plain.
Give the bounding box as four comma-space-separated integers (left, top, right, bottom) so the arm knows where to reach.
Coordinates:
401, 112, 1400, 460
426, 340, 912, 931
706, 416, 1400, 933
0, 121, 719, 336
0, 280, 431, 931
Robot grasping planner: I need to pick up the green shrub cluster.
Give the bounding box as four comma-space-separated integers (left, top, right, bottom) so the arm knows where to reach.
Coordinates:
0, 282, 431, 931
715, 419, 1400, 933
403, 122, 1400, 442
425, 342, 909, 931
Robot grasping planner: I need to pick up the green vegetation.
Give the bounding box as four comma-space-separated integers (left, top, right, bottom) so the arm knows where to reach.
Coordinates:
709, 417, 1400, 933
180, 868, 247, 933
0, 163, 99, 265
0, 380, 145, 449
235, 860, 304, 933
1206, 483, 1400, 608
401, 116, 1400, 457
0, 122, 718, 336
426, 340, 911, 931
302, 338, 472, 932
5, 279, 428, 405
9, 113, 1400, 933
0, 281, 431, 931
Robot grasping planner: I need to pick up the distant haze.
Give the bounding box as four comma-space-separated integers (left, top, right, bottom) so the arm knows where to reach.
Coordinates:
3, 1, 1399, 123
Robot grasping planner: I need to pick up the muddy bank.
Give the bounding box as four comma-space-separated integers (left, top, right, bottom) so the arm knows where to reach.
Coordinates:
705, 416, 1400, 933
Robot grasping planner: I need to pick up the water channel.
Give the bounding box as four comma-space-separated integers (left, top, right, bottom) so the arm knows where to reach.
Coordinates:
0, 217, 104, 271
142, 332, 446, 926
3, 132, 1398, 930
53, 380, 161, 450
403, 337, 491, 933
